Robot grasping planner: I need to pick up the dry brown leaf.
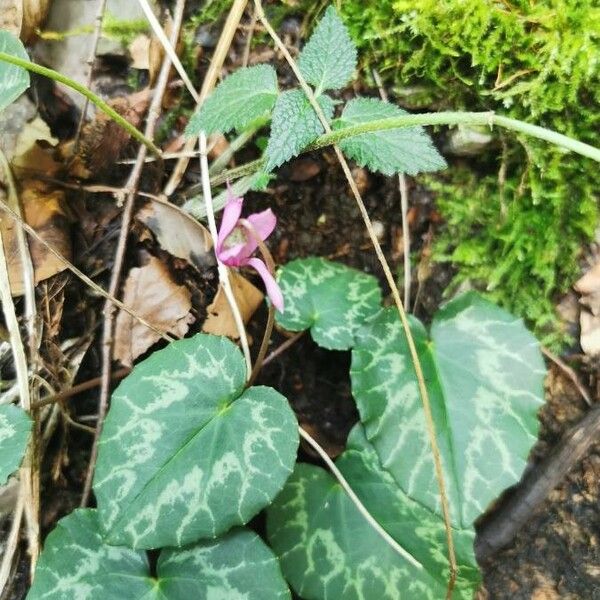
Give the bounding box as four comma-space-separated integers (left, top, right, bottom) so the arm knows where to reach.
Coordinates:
0, 179, 70, 296
128, 34, 151, 70
0, 0, 50, 42
137, 201, 214, 270
580, 310, 600, 356
60, 89, 150, 179
114, 256, 195, 366
575, 262, 600, 295
202, 270, 263, 338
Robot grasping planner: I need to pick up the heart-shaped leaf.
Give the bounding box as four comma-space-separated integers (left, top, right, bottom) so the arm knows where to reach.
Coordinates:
0, 30, 30, 112
275, 257, 381, 350
94, 334, 299, 549
336, 98, 447, 176
27, 509, 290, 599
0, 404, 31, 485
268, 292, 545, 598
351, 291, 545, 525
186, 65, 278, 136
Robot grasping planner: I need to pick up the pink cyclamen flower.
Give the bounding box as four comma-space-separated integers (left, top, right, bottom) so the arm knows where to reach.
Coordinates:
216, 186, 284, 312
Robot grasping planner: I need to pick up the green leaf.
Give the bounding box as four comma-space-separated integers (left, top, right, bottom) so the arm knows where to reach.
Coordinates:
93, 334, 299, 549
268, 291, 544, 598
275, 257, 381, 350
0, 31, 30, 112
336, 97, 447, 176
28, 509, 290, 600
298, 6, 357, 93
265, 90, 334, 172
267, 463, 461, 600
185, 65, 278, 136
351, 291, 545, 526
0, 404, 31, 485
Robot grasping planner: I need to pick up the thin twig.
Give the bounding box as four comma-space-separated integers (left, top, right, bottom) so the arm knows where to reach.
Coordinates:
542, 347, 592, 407
73, 0, 108, 150
262, 331, 304, 367
163, 0, 249, 196
298, 427, 422, 569
199, 132, 252, 378
373, 70, 412, 309
0, 492, 24, 594
255, 2, 457, 591
0, 150, 40, 576
80, 0, 186, 506
30, 368, 130, 411
242, 4, 258, 67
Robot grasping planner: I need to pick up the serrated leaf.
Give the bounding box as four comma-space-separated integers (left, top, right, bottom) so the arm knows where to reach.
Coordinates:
0, 404, 31, 485
185, 65, 278, 136
275, 257, 381, 350
351, 291, 545, 525
28, 509, 290, 600
336, 97, 447, 176
93, 334, 299, 549
0, 30, 30, 112
298, 6, 357, 93
268, 291, 544, 598
265, 90, 334, 172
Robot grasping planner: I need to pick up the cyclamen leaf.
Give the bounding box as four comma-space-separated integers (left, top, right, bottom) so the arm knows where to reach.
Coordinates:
27, 509, 290, 600
93, 334, 299, 549
336, 97, 447, 176
298, 6, 357, 93
0, 404, 31, 485
265, 90, 334, 172
0, 31, 30, 112
185, 65, 278, 136
268, 291, 544, 598
275, 257, 381, 350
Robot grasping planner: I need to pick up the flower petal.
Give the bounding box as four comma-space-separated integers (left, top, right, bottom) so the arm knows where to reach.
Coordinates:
219, 240, 247, 266
247, 257, 284, 312
246, 209, 277, 243
216, 185, 243, 254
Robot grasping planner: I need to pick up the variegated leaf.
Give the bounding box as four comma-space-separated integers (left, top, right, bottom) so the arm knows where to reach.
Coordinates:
275, 257, 381, 350
94, 334, 299, 549
0, 404, 31, 484
0, 30, 30, 112
351, 291, 545, 526
268, 292, 544, 598
27, 509, 290, 600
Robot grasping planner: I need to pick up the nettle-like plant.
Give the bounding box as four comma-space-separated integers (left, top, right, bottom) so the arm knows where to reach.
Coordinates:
0, 5, 598, 599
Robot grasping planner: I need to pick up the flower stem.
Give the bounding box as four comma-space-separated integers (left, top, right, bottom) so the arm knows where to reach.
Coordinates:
0, 51, 161, 157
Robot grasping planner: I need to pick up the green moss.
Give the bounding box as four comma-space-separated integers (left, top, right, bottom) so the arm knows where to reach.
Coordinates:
340, 0, 600, 345
102, 12, 149, 46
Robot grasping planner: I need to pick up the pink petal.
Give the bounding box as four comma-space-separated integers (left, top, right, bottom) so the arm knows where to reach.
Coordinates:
219, 241, 248, 266
246, 209, 277, 243
247, 257, 284, 312
216, 186, 243, 254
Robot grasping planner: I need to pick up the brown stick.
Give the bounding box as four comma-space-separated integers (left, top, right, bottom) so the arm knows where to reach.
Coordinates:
476, 401, 600, 562
30, 368, 131, 411
80, 0, 186, 507
254, 3, 457, 592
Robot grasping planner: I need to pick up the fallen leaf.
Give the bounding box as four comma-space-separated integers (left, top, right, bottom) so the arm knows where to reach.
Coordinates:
128, 34, 151, 70
113, 256, 195, 366
575, 262, 600, 295
21, 0, 51, 43
0, 179, 71, 296
289, 158, 321, 182
580, 310, 600, 356
60, 89, 150, 179
136, 201, 214, 270
202, 270, 263, 338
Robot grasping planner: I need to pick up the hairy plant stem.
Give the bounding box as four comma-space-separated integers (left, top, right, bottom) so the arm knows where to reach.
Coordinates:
255, 0, 459, 592
0, 52, 161, 156
212, 111, 600, 189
